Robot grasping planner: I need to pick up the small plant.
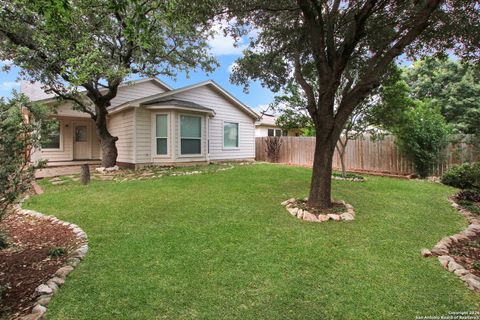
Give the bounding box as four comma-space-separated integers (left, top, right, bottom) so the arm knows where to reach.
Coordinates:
48, 247, 66, 258
332, 172, 364, 180
472, 261, 480, 271
265, 136, 282, 163
0, 230, 9, 249
441, 162, 480, 190
457, 200, 480, 215
456, 189, 480, 202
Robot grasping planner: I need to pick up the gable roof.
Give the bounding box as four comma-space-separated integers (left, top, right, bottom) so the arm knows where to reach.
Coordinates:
256, 113, 278, 126
143, 98, 215, 116
22, 77, 172, 103
111, 80, 259, 120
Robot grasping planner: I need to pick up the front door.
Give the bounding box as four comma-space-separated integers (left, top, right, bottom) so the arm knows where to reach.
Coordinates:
73, 121, 91, 159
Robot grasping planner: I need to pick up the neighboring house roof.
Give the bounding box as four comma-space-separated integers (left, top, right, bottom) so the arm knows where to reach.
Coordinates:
142, 98, 216, 116
256, 113, 279, 127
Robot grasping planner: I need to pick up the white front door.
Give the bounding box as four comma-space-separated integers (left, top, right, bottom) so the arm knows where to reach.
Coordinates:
73, 121, 91, 159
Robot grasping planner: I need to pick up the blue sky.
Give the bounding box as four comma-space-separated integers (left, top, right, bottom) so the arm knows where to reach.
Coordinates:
0, 27, 275, 112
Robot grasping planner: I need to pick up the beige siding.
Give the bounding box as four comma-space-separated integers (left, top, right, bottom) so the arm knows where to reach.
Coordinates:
135, 107, 154, 163
170, 85, 255, 161
40, 118, 74, 162
110, 81, 167, 108
108, 109, 135, 163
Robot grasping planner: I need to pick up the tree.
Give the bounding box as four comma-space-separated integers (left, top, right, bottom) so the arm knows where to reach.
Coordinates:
0, 93, 52, 219
0, 0, 217, 167
403, 57, 480, 137
226, 0, 479, 209
392, 100, 451, 178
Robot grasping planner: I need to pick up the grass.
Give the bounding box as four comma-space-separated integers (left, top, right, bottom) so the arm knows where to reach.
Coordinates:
24, 164, 479, 319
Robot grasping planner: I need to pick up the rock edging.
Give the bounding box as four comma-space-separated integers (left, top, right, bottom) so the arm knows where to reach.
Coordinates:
420, 198, 480, 292
281, 198, 355, 222
13, 205, 88, 320
331, 176, 366, 182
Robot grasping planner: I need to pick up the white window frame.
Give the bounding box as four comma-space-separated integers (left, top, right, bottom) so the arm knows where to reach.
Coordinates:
41, 119, 63, 151
223, 121, 240, 150
152, 112, 170, 158
178, 114, 203, 157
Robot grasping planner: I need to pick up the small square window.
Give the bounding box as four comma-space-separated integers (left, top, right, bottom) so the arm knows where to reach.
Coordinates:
267, 129, 274, 136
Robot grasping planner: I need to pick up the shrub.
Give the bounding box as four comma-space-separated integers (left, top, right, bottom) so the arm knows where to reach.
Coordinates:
393, 100, 450, 178
0, 93, 52, 220
0, 230, 9, 249
48, 247, 66, 257
441, 162, 480, 190
456, 189, 480, 202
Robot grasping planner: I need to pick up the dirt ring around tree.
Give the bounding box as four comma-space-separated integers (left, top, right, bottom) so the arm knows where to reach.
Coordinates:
0, 204, 88, 320
281, 198, 355, 222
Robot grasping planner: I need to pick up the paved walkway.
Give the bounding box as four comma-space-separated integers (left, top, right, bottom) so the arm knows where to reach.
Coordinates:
36, 162, 100, 179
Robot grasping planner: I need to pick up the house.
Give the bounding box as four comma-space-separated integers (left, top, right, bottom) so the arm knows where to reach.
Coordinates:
255, 113, 301, 137
23, 78, 259, 168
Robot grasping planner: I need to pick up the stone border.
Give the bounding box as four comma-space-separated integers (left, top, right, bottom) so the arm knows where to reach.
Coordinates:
331, 176, 366, 182
421, 197, 480, 292
281, 198, 355, 222
13, 204, 88, 320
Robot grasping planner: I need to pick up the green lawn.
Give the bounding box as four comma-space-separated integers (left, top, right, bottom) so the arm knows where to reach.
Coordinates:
25, 164, 479, 319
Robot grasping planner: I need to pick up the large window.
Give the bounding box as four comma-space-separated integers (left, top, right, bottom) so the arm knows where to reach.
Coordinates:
224, 122, 239, 148
180, 115, 201, 155
41, 121, 61, 149
155, 114, 168, 155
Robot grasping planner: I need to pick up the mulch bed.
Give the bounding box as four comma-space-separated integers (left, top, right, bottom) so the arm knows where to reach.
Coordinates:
293, 199, 347, 215
0, 211, 80, 319
449, 237, 480, 278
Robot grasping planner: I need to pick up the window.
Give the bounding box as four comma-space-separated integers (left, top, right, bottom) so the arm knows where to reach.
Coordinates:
275, 129, 282, 137
41, 121, 61, 149
267, 129, 274, 136
75, 126, 87, 142
180, 115, 201, 155
224, 122, 239, 148
155, 114, 168, 155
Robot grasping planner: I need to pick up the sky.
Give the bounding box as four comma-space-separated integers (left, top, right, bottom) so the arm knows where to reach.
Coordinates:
0, 27, 275, 113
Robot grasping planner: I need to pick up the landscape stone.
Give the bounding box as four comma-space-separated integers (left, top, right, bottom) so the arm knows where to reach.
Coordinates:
46, 280, 59, 293
297, 209, 305, 219
461, 274, 480, 292
327, 214, 341, 221
303, 212, 318, 222
55, 266, 74, 278
340, 213, 355, 221
318, 215, 330, 222
35, 284, 52, 295
36, 295, 52, 306
454, 269, 469, 277
431, 245, 449, 255
32, 304, 47, 315
438, 255, 453, 269
50, 277, 65, 285
448, 260, 464, 273
420, 248, 432, 257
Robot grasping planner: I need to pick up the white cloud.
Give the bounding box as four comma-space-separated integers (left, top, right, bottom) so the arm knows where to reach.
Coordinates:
0, 81, 19, 91
227, 62, 238, 74
207, 19, 253, 56
0, 60, 13, 67
253, 103, 272, 114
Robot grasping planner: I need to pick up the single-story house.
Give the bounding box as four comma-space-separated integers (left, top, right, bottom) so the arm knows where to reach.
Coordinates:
255, 113, 301, 137
23, 78, 259, 167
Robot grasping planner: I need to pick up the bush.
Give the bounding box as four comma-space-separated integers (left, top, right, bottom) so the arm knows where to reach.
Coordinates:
0, 93, 51, 220
48, 247, 66, 257
441, 162, 480, 190
393, 100, 450, 178
0, 230, 9, 249
456, 189, 480, 202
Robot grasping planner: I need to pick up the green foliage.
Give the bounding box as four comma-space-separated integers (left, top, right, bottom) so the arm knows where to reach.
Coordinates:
457, 200, 480, 215
48, 247, 66, 257
472, 261, 480, 271
456, 189, 480, 202
0, 93, 51, 218
0, 230, 9, 249
404, 57, 480, 136
441, 163, 480, 190
393, 100, 450, 178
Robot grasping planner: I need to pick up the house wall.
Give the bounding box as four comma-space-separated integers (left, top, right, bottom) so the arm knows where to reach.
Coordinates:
169, 85, 255, 161
107, 109, 135, 164
110, 81, 168, 108
36, 116, 100, 162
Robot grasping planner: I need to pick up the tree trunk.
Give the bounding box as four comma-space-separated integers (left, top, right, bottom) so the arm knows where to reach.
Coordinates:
307, 130, 337, 209
94, 105, 118, 168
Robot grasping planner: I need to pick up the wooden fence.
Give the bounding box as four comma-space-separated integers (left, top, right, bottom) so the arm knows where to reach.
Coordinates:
255, 136, 480, 176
